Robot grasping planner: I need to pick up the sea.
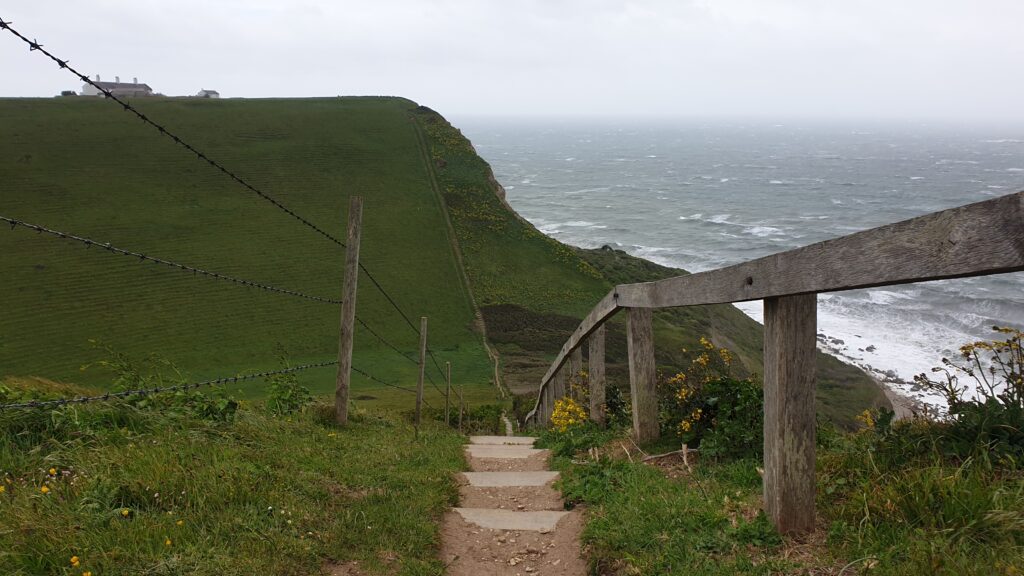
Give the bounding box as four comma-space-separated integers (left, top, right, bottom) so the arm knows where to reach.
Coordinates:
457, 118, 1024, 409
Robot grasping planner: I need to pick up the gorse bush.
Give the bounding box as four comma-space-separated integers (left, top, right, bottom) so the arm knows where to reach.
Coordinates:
659, 337, 763, 459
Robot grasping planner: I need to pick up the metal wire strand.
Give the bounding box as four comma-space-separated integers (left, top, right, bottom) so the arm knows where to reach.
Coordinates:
0, 18, 345, 249
0, 360, 338, 410
2, 215, 342, 304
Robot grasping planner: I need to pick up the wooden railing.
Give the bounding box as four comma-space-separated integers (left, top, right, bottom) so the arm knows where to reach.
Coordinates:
524, 190, 1024, 534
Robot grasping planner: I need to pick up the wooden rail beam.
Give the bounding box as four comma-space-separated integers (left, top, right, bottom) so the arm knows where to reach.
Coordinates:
616, 192, 1024, 309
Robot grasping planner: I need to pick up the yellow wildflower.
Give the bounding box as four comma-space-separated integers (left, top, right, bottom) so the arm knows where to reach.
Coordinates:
164, 537, 172, 546
48, 468, 57, 476
40, 485, 50, 494
70, 556, 80, 567
121, 508, 131, 517
176, 519, 184, 526
0, 485, 5, 494
83, 572, 92, 576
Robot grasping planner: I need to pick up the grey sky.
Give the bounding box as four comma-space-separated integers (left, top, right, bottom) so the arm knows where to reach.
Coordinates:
2, 1, 1022, 122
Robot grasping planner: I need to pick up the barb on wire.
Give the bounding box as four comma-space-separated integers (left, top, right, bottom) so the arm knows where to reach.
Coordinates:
1, 215, 341, 304
0, 18, 345, 249
0, 360, 337, 410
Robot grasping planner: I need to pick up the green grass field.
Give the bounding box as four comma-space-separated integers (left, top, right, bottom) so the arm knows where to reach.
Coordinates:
0, 97, 493, 408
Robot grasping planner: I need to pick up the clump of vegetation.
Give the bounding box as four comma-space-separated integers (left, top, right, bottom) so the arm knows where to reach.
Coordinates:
660, 337, 763, 460
912, 325, 1024, 461
264, 349, 313, 416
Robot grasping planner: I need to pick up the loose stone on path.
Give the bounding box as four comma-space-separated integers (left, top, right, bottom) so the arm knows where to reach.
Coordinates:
441, 435, 587, 575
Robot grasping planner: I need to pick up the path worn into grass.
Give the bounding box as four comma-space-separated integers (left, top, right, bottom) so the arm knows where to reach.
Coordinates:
441, 436, 586, 575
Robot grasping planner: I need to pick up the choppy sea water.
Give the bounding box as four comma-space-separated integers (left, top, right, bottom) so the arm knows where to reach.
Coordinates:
457, 118, 1024, 408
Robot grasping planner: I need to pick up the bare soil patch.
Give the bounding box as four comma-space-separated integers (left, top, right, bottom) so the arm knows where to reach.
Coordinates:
440, 510, 587, 576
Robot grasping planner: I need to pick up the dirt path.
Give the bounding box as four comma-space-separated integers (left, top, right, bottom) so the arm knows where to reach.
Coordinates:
440, 436, 586, 575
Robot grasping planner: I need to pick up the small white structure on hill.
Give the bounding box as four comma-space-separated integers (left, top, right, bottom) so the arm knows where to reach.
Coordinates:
81, 75, 153, 98
196, 89, 220, 99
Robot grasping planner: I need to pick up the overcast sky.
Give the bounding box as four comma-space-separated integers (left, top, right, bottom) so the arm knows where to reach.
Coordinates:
2, 1, 1022, 123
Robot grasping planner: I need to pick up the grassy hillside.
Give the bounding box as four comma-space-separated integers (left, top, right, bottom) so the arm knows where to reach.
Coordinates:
0, 96, 885, 426
409, 107, 888, 427
0, 97, 494, 408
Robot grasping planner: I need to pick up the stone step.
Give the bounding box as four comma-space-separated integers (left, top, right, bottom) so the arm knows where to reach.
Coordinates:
461, 471, 559, 487
469, 435, 536, 446
453, 508, 569, 532
465, 445, 546, 459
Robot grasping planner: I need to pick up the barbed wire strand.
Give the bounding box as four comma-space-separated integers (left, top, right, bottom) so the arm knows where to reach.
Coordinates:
1, 215, 342, 304
0, 18, 346, 250
0, 360, 338, 410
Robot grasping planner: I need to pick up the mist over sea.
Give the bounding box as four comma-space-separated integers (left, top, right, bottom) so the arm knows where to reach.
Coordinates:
458, 118, 1024, 408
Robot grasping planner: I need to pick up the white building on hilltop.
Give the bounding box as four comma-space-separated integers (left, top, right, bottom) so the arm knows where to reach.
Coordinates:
81, 75, 153, 98
196, 89, 220, 99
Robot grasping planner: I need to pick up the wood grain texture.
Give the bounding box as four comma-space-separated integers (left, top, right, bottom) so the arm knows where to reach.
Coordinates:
588, 325, 606, 426
334, 196, 362, 425
616, 192, 1024, 309
763, 294, 817, 535
627, 307, 659, 443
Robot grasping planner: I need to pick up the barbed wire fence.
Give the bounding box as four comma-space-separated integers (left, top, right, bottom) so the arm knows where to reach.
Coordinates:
0, 17, 459, 420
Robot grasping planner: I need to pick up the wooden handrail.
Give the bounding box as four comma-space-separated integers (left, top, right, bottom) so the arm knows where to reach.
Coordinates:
525, 190, 1024, 424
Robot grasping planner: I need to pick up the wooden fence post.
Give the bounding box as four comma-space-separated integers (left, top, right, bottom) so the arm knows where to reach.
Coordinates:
552, 365, 567, 400
763, 294, 817, 535
588, 324, 606, 426
416, 316, 427, 435
458, 383, 464, 433
334, 196, 363, 425
445, 361, 452, 426
626, 307, 659, 443
569, 348, 583, 400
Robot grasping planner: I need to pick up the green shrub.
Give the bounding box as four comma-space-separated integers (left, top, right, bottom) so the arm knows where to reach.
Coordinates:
659, 337, 763, 459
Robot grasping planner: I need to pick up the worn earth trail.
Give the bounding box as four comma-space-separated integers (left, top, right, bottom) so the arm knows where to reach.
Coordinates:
440, 435, 586, 575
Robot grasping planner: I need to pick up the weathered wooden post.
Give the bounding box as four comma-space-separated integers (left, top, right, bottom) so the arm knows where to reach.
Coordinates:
458, 383, 465, 433
551, 365, 567, 400
569, 348, 583, 400
415, 316, 428, 435
588, 324, 606, 426
334, 196, 363, 425
445, 361, 452, 426
763, 294, 817, 535
626, 307, 659, 443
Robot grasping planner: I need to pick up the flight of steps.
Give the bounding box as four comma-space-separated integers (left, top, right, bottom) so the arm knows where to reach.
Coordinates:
440, 435, 586, 575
